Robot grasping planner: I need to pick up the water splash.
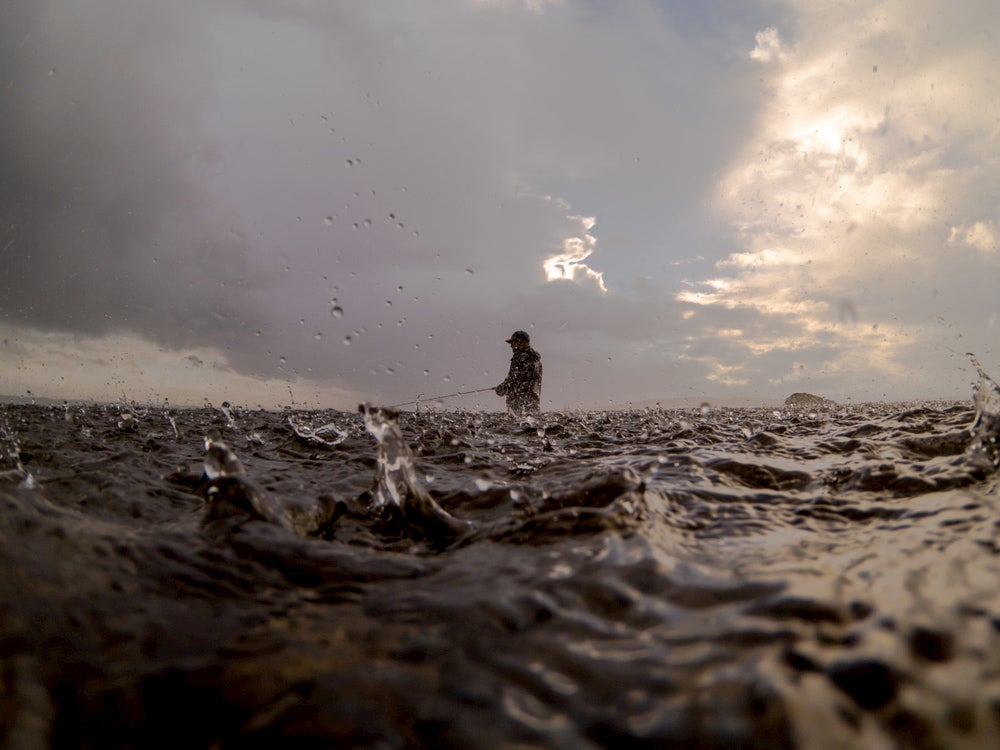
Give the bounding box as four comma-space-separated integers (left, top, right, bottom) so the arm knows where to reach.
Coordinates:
966, 354, 1000, 469
218, 402, 237, 430
165, 410, 181, 440
287, 415, 347, 447
0, 414, 37, 489
203, 434, 246, 479
359, 403, 474, 537
115, 402, 145, 433
202, 435, 292, 530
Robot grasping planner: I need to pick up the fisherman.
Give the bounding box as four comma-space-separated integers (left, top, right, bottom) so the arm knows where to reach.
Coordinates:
495, 330, 542, 415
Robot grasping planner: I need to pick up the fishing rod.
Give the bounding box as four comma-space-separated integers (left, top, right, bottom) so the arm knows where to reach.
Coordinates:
388, 387, 496, 409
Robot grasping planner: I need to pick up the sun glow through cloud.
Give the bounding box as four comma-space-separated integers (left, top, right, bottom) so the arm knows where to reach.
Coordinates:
543, 215, 608, 293
677, 3, 1000, 397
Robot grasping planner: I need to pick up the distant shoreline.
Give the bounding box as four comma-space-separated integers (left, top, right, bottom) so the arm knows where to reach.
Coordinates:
3, 393, 971, 413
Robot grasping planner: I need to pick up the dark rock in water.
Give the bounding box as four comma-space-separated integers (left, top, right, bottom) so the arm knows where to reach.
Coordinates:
784, 392, 837, 409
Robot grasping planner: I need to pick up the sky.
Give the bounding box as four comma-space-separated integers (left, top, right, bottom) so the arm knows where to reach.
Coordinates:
2, 0, 999, 410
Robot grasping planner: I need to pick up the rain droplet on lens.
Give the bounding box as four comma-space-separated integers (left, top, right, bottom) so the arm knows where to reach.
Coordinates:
385, 300, 392, 306
343, 336, 352, 346
363, 218, 372, 228
465, 268, 474, 275
331, 303, 344, 319
346, 159, 354, 167
314, 332, 323, 340
324, 216, 334, 225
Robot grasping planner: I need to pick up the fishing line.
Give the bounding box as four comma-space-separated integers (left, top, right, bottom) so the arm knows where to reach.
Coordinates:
388, 387, 496, 409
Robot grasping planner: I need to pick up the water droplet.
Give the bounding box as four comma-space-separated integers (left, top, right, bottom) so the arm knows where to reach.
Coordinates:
396, 223, 404, 229
343, 336, 352, 346
443, 375, 451, 383
299, 318, 305, 325
324, 216, 334, 225
397, 318, 406, 326
465, 268, 474, 275
255, 330, 262, 337
352, 222, 359, 230
346, 159, 354, 167
331, 303, 344, 319
314, 332, 323, 340
279, 356, 287, 365
397, 285, 404, 292
423, 369, 430, 376
385, 300, 392, 307
363, 218, 372, 228
48, 68, 56, 76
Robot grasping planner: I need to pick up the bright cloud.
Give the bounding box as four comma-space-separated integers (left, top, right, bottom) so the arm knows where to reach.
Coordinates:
683, 0, 1000, 397
749, 27, 788, 64
949, 221, 998, 254
543, 215, 608, 293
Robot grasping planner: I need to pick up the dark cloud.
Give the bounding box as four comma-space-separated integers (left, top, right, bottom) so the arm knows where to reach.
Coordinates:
0, 1, 272, 351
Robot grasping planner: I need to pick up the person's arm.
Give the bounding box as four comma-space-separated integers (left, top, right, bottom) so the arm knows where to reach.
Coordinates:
496, 361, 514, 395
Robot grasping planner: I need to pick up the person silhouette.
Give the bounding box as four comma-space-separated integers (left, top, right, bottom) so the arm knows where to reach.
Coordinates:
495, 330, 542, 415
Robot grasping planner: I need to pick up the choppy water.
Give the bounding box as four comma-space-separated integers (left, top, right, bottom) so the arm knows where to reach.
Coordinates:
2, 375, 1000, 748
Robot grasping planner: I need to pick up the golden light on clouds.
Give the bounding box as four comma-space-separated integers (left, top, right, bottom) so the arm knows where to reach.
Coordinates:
679, 5, 1000, 394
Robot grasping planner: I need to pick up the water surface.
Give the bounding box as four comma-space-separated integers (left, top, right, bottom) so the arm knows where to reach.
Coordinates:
2, 382, 1000, 748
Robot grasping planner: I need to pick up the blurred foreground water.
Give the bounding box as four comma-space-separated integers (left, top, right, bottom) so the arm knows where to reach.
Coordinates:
3, 375, 1000, 748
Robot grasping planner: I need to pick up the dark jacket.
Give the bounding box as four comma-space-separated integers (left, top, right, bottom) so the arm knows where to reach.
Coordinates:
496, 346, 542, 414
